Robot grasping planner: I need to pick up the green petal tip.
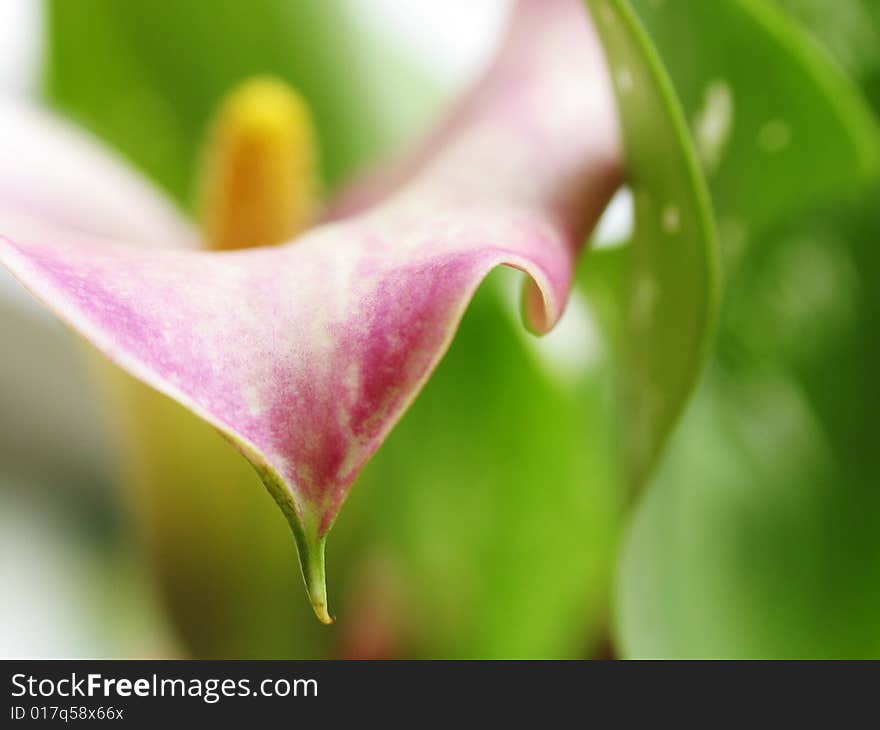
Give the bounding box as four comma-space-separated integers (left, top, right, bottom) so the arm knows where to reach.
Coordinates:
252, 464, 334, 624
302, 536, 334, 625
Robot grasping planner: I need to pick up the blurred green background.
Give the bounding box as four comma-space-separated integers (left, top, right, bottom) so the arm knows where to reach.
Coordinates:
0, 0, 878, 658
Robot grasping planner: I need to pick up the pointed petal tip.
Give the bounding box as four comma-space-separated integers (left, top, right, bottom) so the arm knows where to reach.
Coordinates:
251, 466, 336, 624
306, 560, 334, 625
294, 519, 334, 625
312, 601, 335, 626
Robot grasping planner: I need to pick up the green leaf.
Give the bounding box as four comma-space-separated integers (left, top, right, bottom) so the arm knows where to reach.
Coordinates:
585, 0, 720, 486
617, 193, 880, 658
630, 0, 880, 236
616, 0, 880, 658
44, 0, 435, 206
772, 0, 880, 109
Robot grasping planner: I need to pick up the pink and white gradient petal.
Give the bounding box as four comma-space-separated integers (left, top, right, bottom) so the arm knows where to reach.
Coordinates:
0, 0, 621, 618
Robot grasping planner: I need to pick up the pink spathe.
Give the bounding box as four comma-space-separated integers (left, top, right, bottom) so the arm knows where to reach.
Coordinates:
0, 0, 621, 565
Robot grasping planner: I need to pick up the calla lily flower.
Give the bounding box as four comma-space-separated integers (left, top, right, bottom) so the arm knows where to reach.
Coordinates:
0, 0, 621, 622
